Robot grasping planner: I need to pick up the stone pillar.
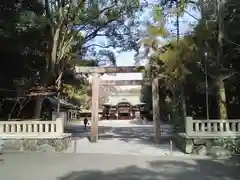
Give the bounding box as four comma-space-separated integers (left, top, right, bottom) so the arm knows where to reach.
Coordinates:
90, 73, 100, 142
152, 77, 161, 143
56, 117, 64, 135
185, 116, 193, 136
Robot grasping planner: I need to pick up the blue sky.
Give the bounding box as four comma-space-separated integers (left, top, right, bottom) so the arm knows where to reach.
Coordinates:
100, 4, 200, 89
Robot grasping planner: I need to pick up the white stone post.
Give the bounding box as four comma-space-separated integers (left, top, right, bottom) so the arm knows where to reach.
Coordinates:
185, 116, 193, 136
56, 117, 64, 135
0, 123, 3, 134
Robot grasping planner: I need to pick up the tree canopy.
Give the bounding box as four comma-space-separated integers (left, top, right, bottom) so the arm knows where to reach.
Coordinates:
0, 0, 143, 119
139, 0, 240, 125
2, 0, 240, 123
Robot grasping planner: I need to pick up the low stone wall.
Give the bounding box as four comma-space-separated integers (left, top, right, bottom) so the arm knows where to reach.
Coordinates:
0, 134, 71, 152
176, 133, 240, 157
185, 117, 240, 137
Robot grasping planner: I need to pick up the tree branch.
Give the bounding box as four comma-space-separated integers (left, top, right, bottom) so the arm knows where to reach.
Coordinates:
184, 10, 200, 20
83, 6, 130, 44
84, 44, 113, 49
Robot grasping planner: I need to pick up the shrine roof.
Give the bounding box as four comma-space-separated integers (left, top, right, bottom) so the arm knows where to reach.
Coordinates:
103, 95, 145, 106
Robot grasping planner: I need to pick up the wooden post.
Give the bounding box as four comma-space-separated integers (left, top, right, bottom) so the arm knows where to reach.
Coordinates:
90, 73, 100, 142
152, 77, 161, 143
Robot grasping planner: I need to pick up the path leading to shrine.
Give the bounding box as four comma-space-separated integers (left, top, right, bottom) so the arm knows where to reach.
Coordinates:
65, 120, 185, 156
1, 153, 240, 180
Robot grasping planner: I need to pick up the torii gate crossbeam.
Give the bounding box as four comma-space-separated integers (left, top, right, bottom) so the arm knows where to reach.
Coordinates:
100, 80, 143, 86
75, 66, 144, 74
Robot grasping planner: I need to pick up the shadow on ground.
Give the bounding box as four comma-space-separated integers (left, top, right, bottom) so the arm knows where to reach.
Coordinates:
65, 124, 153, 138
64, 125, 112, 139
98, 126, 175, 150
66, 124, 155, 140
129, 119, 155, 125
58, 157, 240, 180
66, 124, 174, 149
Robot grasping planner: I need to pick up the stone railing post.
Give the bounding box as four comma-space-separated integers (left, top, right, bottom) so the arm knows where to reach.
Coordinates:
185, 116, 193, 135
0, 123, 3, 134
56, 118, 64, 135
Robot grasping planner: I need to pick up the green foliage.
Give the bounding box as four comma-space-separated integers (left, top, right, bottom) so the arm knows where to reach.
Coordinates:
41, 0, 142, 82
138, 0, 208, 123
0, 0, 45, 90
140, 0, 240, 122
62, 83, 91, 109
153, 5, 163, 21
147, 24, 169, 38
0, 0, 142, 117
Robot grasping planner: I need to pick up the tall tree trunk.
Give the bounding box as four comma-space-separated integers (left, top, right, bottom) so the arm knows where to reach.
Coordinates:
52, 26, 61, 118
216, 0, 228, 119
172, 86, 186, 130
56, 82, 61, 118
56, 72, 63, 118
33, 69, 49, 119
33, 28, 58, 119
33, 96, 44, 119
176, 0, 187, 118
217, 78, 227, 119
33, 0, 60, 119
33, 22, 61, 119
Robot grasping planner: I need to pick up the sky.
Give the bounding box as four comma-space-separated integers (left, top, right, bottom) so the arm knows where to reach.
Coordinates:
98, 4, 200, 90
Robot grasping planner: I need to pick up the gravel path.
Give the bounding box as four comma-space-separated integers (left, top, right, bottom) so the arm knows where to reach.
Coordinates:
0, 153, 239, 180
65, 120, 185, 156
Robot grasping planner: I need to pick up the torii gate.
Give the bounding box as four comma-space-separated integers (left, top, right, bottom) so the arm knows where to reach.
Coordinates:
75, 66, 160, 143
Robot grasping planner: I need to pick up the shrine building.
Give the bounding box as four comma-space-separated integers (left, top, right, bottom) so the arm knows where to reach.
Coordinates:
101, 94, 145, 120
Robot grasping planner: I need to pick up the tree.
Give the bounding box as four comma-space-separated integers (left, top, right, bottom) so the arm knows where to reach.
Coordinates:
0, 0, 46, 92
33, 0, 142, 118
139, 0, 240, 124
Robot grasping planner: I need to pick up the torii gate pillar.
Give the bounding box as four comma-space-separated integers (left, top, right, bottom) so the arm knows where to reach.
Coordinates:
90, 73, 100, 142
152, 78, 161, 143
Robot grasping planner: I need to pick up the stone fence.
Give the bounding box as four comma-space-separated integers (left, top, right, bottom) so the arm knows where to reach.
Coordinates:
175, 117, 240, 156
0, 118, 64, 139
185, 116, 240, 137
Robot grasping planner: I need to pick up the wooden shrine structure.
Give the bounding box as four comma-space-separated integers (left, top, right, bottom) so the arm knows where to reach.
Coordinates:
75, 66, 160, 143
101, 93, 145, 120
